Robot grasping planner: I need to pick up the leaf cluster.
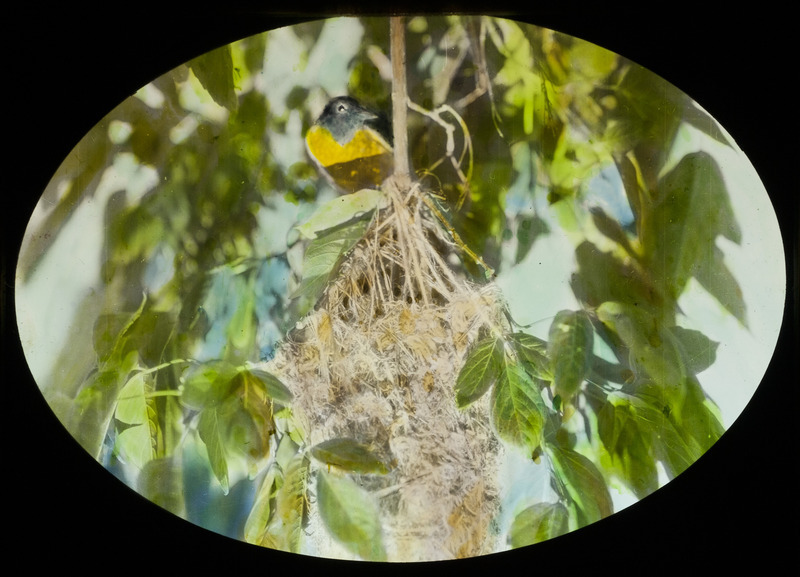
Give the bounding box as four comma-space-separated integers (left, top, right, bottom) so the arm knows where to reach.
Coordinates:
437, 17, 740, 547
29, 15, 745, 557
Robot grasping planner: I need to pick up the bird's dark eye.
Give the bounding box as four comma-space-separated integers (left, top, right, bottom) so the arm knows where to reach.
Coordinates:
337, 103, 347, 112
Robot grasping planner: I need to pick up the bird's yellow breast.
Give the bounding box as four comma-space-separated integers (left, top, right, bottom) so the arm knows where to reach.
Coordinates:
306, 125, 392, 168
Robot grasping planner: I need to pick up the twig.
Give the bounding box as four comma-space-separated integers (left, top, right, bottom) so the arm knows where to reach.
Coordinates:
407, 100, 473, 206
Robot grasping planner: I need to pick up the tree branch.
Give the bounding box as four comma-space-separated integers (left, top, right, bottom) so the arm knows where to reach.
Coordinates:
390, 16, 410, 177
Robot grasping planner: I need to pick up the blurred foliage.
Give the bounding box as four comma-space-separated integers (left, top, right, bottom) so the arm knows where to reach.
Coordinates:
24, 15, 743, 555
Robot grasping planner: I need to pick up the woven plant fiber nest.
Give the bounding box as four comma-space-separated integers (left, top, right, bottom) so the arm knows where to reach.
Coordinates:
260, 175, 508, 561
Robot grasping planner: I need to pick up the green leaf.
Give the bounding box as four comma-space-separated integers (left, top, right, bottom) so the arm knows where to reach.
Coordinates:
274, 430, 301, 472
93, 313, 132, 363
693, 245, 748, 326
547, 445, 613, 527
492, 360, 545, 452
589, 354, 633, 385
644, 151, 741, 303
180, 360, 239, 410
198, 407, 230, 494
189, 45, 238, 111
548, 131, 610, 194
677, 378, 725, 453
92, 294, 147, 363
682, 104, 734, 148
638, 378, 723, 461
271, 452, 310, 553
193, 368, 277, 483
611, 389, 702, 478
116, 425, 156, 471
597, 398, 659, 499
310, 438, 392, 475
244, 466, 279, 545
231, 373, 276, 471
114, 373, 158, 470
670, 326, 719, 374
572, 241, 659, 311
137, 457, 185, 517
596, 302, 686, 395
547, 310, 593, 401
295, 189, 385, 239
316, 470, 387, 561
609, 63, 688, 182
508, 332, 552, 380
243, 368, 293, 404
589, 206, 635, 255
290, 219, 370, 302
455, 336, 505, 408
514, 213, 549, 264
94, 309, 174, 371
568, 38, 619, 81
70, 350, 138, 458
226, 273, 257, 355
115, 372, 151, 425
508, 502, 569, 548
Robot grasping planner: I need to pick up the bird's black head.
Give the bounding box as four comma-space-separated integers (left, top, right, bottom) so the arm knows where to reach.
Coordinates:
316, 96, 392, 146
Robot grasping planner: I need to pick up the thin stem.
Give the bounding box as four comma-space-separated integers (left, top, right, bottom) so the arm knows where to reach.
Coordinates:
419, 193, 495, 279
390, 16, 410, 177
136, 357, 193, 376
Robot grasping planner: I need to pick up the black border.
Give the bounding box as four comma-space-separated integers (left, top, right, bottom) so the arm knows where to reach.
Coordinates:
4, 5, 797, 574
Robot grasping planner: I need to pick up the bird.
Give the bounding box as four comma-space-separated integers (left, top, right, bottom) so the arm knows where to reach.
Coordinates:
305, 96, 394, 193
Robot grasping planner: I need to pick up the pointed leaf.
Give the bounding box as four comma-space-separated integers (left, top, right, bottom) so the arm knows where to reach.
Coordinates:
92, 294, 147, 363
644, 151, 741, 302
597, 398, 659, 498
189, 45, 238, 111
115, 372, 150, 426
572, 241, 660, 311
589, 354, 633, 385
547, 310, 593, 400
198, 408, 229, 494
114, 373, 159, 470
455, 336, 505, 408
70, 354, 137, 458
597, 302, 686, 395
547, 445, 613, 527
271, 452, 309, 553
514, 213, 549, 264
243, 368, 293, 404
310, 438, 391, 475
93, 313, 133, 363
693, 245, 748, 326
290, 219, 369, 302
676, 378, 725, 453
295, 188, 385, 239
508, 332, 552, 380
682, 104, 733, 148
589, 206, 635, 254
492, 360, 545, 452
670, 326, 719, 374
613, 389, 703, 478
508, 502, 569, 548
316, 470, 386, 561
223, 380, 274, 472
244, 467, 279, 545
180, 360, 239, 410
116, 425, 156, 471
226, 274, 257, 354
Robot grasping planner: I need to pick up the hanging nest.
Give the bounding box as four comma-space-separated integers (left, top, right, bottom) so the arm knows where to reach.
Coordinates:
262, 175, 508, 561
